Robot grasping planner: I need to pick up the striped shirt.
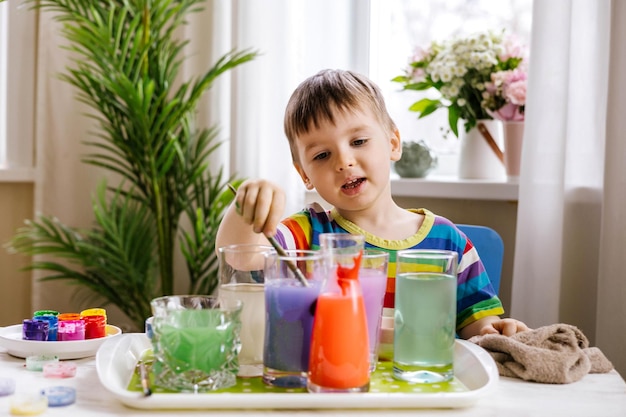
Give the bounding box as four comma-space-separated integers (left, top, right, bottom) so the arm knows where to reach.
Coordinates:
275, 203, 504, 330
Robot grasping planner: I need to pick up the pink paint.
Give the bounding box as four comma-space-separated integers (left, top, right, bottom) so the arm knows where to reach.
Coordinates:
57, 319, 85, 341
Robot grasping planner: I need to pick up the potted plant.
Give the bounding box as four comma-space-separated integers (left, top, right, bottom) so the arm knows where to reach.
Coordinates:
392, 29, 527, 137
392, 30, 527, 179
6, 0, 257, 330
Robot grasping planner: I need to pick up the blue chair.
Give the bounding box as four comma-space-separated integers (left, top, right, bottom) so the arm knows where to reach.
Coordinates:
456, 224, 504, 295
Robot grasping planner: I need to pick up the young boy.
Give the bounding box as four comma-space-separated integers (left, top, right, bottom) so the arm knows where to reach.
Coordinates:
216, 69, 528, 339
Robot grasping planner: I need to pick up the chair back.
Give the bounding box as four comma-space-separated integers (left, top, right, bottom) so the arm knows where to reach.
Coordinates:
456, 224, 503, 295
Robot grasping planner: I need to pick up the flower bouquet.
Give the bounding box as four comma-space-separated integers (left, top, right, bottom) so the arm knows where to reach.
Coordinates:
393, 30, 528, 137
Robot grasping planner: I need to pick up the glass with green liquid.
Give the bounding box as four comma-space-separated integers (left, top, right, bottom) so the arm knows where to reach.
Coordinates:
393, 250, 457, 384
150, 295, 242, 392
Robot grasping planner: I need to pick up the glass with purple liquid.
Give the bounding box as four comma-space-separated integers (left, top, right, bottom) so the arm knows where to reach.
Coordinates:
358, 249, 389, 371
262, 250, 325, 388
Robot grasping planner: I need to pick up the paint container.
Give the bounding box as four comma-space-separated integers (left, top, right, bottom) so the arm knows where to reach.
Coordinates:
22, 319, 49, 341
57, 319, 85, 341
33, 315, 58, 341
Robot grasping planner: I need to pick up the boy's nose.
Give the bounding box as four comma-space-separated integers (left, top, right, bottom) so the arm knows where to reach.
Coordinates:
335, 153, 355, 171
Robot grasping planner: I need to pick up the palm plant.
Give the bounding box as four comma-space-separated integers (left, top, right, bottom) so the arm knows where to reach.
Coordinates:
7, 0, 257, 330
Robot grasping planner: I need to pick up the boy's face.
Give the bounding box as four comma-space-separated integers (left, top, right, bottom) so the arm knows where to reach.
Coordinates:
293, 105, 401, 213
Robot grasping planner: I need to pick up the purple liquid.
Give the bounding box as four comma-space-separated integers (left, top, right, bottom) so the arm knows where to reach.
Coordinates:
359, 268, 387, 354
264, 279, 321, 372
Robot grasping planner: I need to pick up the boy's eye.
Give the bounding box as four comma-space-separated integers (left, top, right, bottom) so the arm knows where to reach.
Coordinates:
313, 151, 329, 161
352, 138, 367, 146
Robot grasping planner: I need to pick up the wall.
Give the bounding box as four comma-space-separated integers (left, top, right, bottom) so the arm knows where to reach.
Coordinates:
0, 183, 34, 326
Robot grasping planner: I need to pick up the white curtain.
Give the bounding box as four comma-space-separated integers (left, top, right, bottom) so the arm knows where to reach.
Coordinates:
511, 0, 626, 375
32, 0, 368, 329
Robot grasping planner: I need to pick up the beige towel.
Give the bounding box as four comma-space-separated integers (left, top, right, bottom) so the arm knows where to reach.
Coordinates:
469, 323, 613, 384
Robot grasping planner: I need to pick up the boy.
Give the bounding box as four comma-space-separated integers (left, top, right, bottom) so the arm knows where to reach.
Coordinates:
216, 69, 528, 338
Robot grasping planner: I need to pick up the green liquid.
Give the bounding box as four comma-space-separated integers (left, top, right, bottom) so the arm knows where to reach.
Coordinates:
151, 309, 241, 391
393, 272, 456, 383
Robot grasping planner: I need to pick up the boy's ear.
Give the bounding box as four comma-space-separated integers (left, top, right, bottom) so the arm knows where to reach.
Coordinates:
390, 128, 402, 162
294, 162, 315, 190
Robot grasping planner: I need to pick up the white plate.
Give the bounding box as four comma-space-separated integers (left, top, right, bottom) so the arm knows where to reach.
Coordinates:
0, 324, 122, 360
96, 333, 498, 410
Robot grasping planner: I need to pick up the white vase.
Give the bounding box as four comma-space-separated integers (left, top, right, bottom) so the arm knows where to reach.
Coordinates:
458, 119, 505, 180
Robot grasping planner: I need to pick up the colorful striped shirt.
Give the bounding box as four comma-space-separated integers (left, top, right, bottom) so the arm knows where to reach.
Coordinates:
275, 203, 504, 330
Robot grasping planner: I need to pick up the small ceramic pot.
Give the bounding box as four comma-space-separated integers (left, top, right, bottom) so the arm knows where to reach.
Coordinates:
394, 140, 438, 178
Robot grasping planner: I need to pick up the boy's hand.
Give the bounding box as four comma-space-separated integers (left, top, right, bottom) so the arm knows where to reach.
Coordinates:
232, 179, 286, 237
459, 316, 530, 339
479, 318, 530, 336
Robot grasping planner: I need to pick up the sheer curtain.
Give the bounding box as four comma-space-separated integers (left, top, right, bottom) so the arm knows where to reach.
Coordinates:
31, 0, 368, 329
511, 0, 626, 375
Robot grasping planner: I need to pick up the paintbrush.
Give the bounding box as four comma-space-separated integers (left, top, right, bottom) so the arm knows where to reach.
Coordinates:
138, 361, 152, 397
226, 184, 309, 287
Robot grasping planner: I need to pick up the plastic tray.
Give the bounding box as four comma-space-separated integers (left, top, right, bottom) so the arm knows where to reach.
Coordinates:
96, 333, 498, 410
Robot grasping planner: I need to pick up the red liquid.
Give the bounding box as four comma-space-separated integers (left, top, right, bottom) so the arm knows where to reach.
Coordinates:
308, 252, 369, 390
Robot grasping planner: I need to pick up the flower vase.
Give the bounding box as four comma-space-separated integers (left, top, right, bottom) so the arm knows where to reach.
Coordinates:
502, 121, 525, 180
458, 119, 505, 180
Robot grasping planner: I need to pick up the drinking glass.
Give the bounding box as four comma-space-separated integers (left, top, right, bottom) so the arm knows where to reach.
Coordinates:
150, 295, 242, 392
308, 233, 370, 393
393, 249, 457, 383
359, 249, 389, 371
218, 244, 274, 377
320, 236, 387, 370
263, 250, 325, 388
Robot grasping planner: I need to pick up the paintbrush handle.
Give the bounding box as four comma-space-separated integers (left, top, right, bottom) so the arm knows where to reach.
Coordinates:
266, 236, 310, 287
139, 361, 152, 397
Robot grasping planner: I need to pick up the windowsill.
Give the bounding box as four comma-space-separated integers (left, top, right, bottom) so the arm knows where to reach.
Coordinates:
305, 175, 519, 204
391, 174, 518, 201
0, 167, 36, 183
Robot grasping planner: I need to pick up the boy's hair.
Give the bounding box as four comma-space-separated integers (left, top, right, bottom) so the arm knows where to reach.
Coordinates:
284, 69, 398, 163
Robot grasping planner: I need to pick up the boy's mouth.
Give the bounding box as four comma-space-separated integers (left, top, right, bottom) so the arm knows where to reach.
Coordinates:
342, 178, 365, 190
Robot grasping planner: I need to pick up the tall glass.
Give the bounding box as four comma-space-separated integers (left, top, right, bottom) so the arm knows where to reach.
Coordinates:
218, 244, 274, 377
359, 249, 389, 371
263, 250, 325, 388
319, 235, 388, 370
308, 233, 370, 393
393, 249, 457, 383
150, 295, 242, 392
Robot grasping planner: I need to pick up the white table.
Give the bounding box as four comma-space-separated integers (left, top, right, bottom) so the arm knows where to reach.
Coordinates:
1, 337, 625, 417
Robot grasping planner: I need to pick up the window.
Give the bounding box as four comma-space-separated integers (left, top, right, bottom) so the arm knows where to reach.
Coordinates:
0, 0, 36, 177
369, 0, 532, 176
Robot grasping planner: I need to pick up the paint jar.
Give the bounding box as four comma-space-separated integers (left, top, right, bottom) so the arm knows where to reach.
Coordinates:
80, 308, 107, 339
22, 319, 49, 341
57, 313, 81, 322
57, 319, 85, 341
80, 308, 106, 318
33, 310, 59, 317
33, 315, 58, 341
82, 315, 106, 339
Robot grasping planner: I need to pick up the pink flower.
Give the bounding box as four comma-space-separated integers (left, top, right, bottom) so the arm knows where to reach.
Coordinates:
485, 68, 527, 121
492, 103, 524, 122
504, 80, 526, 105
499, 35, 528, 62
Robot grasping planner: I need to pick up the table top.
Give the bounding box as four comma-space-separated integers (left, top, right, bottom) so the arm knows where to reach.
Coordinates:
1, 335, 625, 417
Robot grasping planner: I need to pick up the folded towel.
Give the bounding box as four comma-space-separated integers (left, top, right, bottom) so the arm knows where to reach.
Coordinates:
469, 323, 613, 384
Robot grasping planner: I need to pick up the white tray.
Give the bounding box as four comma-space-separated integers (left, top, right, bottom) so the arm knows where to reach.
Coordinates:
96, 333, 498, 410
0, 324, 122, 359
